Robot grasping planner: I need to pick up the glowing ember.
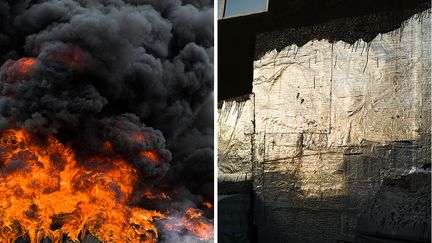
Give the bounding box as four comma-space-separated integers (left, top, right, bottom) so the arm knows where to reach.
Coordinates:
202, 201, 213, 209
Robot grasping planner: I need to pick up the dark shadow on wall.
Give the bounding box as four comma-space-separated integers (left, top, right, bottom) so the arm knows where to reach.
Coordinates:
248, 140, 431, 243
218, 181, 254, 243
355, 172, 431, 243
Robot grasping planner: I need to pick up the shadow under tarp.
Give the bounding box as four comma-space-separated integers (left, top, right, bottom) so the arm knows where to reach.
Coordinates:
218, 193, 252, 243
355, 172, 431, 243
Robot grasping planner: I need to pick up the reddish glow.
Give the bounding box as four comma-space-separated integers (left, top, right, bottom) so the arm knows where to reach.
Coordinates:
49, 46, 84, 70
131, 132, 146, 142
1, 57, 37, 83
16, 58, 37, 76
103, 140, 113, 152
140, 150, 161, 166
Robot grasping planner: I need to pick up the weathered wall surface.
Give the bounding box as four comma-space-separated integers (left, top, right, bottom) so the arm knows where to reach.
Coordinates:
218, 9, 431, 243
218, 95, 254, 178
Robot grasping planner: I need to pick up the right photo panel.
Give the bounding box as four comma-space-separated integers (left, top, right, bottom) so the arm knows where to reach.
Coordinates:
217, 0, 431, 242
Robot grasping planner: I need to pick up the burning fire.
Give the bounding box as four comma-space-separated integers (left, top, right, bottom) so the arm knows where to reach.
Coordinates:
183, 208, 214, 241
0, 129, 213, 242
0, 40, 214, 242
139, 150, 161, 166
162, 208, 214, 241
202, 201, 213, 209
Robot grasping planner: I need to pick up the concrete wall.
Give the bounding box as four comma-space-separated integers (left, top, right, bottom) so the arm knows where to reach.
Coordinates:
218, 9, 431, 242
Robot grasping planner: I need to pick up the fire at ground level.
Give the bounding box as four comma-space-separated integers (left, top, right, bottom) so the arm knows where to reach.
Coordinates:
0, 130, 213, 243
0, 0, 215, 242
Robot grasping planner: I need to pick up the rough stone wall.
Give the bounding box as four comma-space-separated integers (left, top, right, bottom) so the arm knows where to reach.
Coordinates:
218, 9, 431, 243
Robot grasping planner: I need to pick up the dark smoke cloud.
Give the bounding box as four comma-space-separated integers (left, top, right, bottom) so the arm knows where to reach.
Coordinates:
0, 0, 213, 197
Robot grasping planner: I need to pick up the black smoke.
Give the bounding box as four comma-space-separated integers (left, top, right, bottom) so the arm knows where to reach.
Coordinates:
0, 0, 213, 198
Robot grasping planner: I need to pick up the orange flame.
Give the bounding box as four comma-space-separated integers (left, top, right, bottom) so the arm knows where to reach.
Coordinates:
0, 54, 214, 241
143, 192, 171, 200
0, 129, 163, 242
202, 201, 213, 209
186, 219, 214, 241
185, 208, 203, 219
139, 150, 161, 166
162, 208, 214, 241
0, 129, 213, 242
184, 208, 213, 240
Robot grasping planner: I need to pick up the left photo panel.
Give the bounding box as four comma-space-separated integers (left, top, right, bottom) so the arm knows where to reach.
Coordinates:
0, 0, 214, 242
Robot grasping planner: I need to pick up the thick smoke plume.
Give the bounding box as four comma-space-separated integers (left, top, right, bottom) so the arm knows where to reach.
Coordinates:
0, 0, 213, 192
0, 0, 213, 241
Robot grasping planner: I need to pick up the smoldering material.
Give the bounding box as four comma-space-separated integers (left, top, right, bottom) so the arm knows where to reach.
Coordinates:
0, 0, 213, 194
